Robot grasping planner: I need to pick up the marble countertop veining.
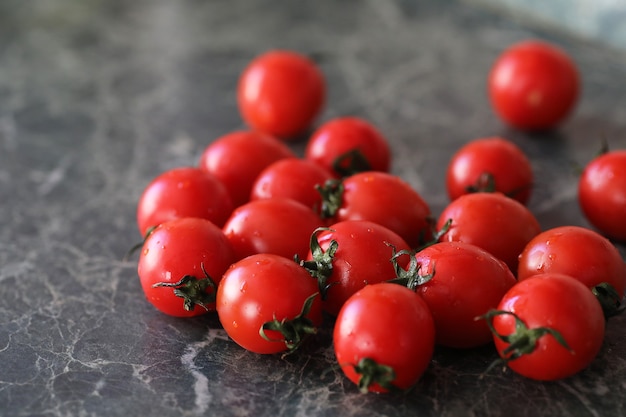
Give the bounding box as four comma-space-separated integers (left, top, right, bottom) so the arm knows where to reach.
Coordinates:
1, 1, 626, 416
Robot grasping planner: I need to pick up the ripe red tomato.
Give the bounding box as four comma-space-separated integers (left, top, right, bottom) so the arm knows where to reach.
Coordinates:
401, 242, 517, 348
518, 226, 626, 298
318, 171, 431, 248
305, 116, 391, 176
333, 283, 435, 393
437, 192, 541, 272
237, 50, 325, 140
578, 150, 626, 241
136, 167, 234, 236
446, 136, 533, 205
137, 217, 236, 317
198, 130, 295, 207
301, 220, 412, 316
488, 40, 579, 131
250, 158, 334, 212
483, 273, 605, 381
222, 198, 324, 261
216, 253, 322, 354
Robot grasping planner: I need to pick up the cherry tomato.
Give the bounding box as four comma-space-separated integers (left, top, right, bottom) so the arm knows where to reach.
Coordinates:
333, 283, 435, 393
488, 40, 579, 131
318, 171, 431, 248
136, 167, 234, 236
198, 130, 295, 207
305, 116, 391, 176
237, 50, 325, 140
250, 158, 334, 212
222, 198, 324, 261
518, 226, 626, 298
483, 273, 605, 381
437, 192, 541, 272
216, 253, 322, 354
446, 136, 533, 205
396, 241, 516, 348
578, 150, 626, 241
301, 220, 412, 316
137, 217, 236, 317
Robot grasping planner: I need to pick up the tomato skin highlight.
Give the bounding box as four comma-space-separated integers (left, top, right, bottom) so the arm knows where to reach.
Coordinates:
437, 192, 541, 273
446, 136, 533, 205
488, 40, 579, 131
237, 50, 325, 140
578, 150, 626, 242
518, 225, 626, 298
136, 167, 234, 236
198, 130, 295, 207
137, 217, 236, 317
305, 116, 391, 176
333, 283, 435, 393
490, 273, 605, 381
216, 253, 322, 354
411, 242, 517, 348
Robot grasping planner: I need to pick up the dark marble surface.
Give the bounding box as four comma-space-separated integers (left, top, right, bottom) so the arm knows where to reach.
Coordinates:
2, 1, 626, 416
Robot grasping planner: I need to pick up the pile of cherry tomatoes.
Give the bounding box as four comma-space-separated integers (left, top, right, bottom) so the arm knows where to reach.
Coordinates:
132, 41, 626, 393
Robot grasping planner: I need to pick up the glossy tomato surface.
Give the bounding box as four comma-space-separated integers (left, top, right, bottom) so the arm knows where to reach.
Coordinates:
137, 217, 236, 317
136, 167, 234, 236
217, 253, 322, 354
578, 150, 626, 241
237, 50, 325, 139
489, 273, 605, 381
488, 40, 579, 131
446, 136, 533, 204
334, 283, 435, 393
198, 130, 295, 207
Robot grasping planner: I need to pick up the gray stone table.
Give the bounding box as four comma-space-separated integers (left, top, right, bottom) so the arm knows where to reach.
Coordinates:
1, 1, 626, 416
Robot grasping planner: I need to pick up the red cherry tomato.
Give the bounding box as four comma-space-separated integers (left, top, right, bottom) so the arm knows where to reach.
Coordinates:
250, 158, 334, 212
437, 192, 541, 272
198, 130, 295, 207
400, 242, 516, 348
319, 171, 431, 248
446, 136, 533, 205
301, 220, 412, 316
137, 217, 236, 317
488, 40, 579, 131
305, 116, 391, 176
136, 167, 234, 236
333, 283, 435, 393
222, 198, 324, 261
578, 150, 626, 241
484, 273, 605, 381
237, 50, 325, 140
518, 225, 626, 299
216, 253, 322, 354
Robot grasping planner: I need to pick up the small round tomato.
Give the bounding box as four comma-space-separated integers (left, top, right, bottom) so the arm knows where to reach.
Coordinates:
237, 50, 325, 140
488, 40, 579, 131
437, 192, 541, 272
301, 220, 412, 316
217, 253, 322, 354
334, 283, 435, 393
222, 198, 324, 261
446, 136, 533, 205
137, 217, 236, 317
136, 167, 234, 236
318, 171, 431, 248
518, 226, 626, 298
398, 242, 516, 348
483, 273, 605, 381
250, 158, 335, 212
578, 150, 626, 241
198, 130, 295, 207
305, 116, 391, 176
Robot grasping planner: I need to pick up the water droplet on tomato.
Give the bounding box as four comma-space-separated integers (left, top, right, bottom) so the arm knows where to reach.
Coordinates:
232, 321, 238, 328
143, 248, 149, 255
